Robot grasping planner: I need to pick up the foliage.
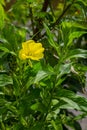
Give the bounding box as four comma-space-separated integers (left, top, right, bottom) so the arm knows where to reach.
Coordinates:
0, 0, 87, 129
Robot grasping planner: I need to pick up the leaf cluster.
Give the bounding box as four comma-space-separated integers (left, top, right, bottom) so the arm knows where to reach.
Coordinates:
0, 0, 87, 129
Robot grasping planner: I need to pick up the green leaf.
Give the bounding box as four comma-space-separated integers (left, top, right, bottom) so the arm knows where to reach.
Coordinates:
59, 63, 71, 75
27, 0, 32, 2
0, 92, 4, 95
51, 120, 63, 130
0, 74, 13, 87
34, 70, 52, 83
55, 63, 71, 79
54, 63, 72, 87
12, 73, 21, 96
59, 104, 77, 110
74, 113, 87, 121
0, 45, 16, 56
0, 122, 5, 130
61, 21, 87, 46
30, 102, 40, 111
5, 103, 18, 115
30, 102, 46, 113
0, 4, 5, 29
0, 46, 10, 53
67, 31, 87, 46
61, 21, 87, 30
43, 23, 59, 55
20, 116, 28, 127
60, 97, 80, 110
0, 98, 7, 106
0, 52, 6, 58
76, 0, 87, 6
25, 76, 34, 89
65, 49, 87, 60
30, 122, 44, 130
0, 0, 5, 5
54, 88, 87, 112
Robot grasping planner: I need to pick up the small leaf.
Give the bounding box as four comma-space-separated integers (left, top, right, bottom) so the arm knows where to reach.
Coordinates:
20, 116, 28, 127
5, 104, 18, 114
30, 102, 40, 110
30, 102, 46, 113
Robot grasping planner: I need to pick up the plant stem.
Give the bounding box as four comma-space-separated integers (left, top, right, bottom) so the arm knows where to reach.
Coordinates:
52, 1, 74, 27
29, 4, 34, 35
4, 0, 16, 11
33, 0, 49, 40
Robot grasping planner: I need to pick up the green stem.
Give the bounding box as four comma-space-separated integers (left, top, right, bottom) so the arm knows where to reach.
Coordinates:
42, 82, 56, 123
49, 0, 56, 19
29, 4, 34, 35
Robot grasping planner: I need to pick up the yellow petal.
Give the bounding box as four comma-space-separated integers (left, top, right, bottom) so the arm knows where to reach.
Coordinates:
34, 48, 44, 55
19, 40, 44, 61
30, 52, 44, 60
22, 40, 35, 50
19, 49, 27, 60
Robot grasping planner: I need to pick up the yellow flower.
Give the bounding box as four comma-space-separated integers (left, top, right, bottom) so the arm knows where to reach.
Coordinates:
19, 40, 44, 61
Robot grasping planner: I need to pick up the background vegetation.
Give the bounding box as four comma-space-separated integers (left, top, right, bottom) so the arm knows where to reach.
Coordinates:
0, 0, 87, 129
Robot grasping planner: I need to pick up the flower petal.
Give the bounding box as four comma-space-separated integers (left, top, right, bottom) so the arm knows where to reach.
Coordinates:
19, 40, 44, 60
19, 49, 27, 60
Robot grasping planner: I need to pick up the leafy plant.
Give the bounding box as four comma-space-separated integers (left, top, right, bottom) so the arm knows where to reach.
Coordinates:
0, 0, 87, 130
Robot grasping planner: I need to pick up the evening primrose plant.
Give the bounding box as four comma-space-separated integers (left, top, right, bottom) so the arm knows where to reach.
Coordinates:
0, 0, 87, 130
